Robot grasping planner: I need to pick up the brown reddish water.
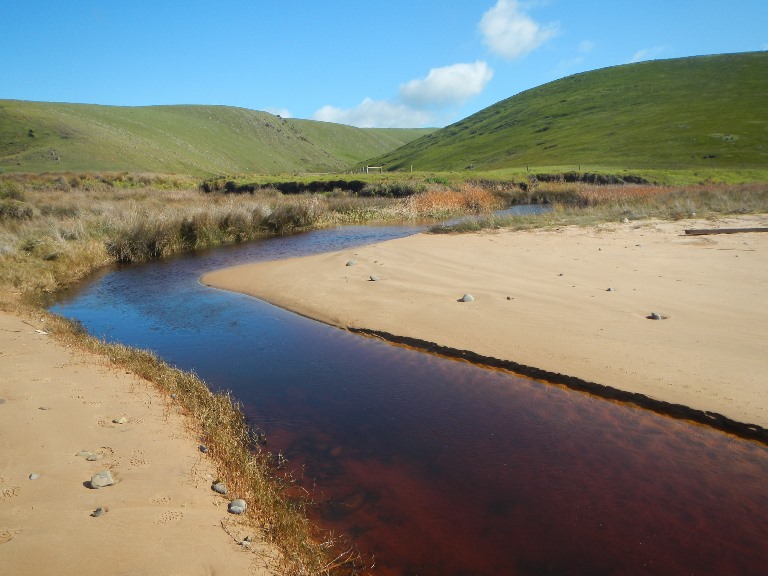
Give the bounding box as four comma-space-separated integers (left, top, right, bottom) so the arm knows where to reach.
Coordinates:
51, 225, 768, 576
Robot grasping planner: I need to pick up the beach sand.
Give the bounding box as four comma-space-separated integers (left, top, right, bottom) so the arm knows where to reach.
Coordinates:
0, 312, 273, 575
203, 214, 768, 429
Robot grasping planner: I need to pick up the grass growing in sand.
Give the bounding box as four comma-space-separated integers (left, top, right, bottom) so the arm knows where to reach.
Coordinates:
430, 181, 768, 233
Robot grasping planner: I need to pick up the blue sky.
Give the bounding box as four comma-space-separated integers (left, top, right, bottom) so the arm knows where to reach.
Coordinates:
3, 1, 766, 127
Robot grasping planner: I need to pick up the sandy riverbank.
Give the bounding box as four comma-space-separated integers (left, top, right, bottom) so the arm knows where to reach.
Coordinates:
203, 214, 768, 430
0, 312, 273, 575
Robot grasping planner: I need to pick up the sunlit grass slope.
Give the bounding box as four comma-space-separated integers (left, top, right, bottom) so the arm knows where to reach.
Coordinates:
0, 101, 433, 175
368, 52, 768, 171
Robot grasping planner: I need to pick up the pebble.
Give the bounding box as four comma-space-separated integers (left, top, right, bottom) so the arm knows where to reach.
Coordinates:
86, 454, 102, 461
648, 312, 663, 320
170, 393, 177, 400
212, 482, 227, 495
622, 217, 629, 223
29, 473, 41, 480
112, 417, 128, 424
345, 259, 357, 266
90, 470, 114, 489
228, 499, 247, 514
460, 294, 474, 302
606, 287, 614, 292
91, 507, 107, 517
39, 406, 51, 411
369, 275, 380, 282
76, 450, 93, 458
199, 445, 208, 453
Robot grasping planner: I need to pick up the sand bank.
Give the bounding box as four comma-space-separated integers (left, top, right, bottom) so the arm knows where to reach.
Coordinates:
203, 215, 768, 430
0, 312, 272, 575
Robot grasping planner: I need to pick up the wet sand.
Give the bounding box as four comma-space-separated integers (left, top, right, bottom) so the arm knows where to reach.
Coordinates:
0, 312, 273, 575
203, 214, 768, 429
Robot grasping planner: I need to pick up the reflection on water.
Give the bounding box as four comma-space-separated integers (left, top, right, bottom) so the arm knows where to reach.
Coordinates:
51, 224, 768, 576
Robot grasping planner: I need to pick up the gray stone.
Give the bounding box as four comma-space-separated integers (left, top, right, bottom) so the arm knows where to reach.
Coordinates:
606, 287, 614, 292
90, 470, 114, 489
212, 482, 227, 495
345, 259, 358, 266
199, 445, 208, 453
369, 275, 380, 282
29, 473, 41, 480
648, 312, 663, 320
622, 217, 629, 223
460, 294, 474, 303
91, 507, 107, 517
86, 454, 101, 461
170, 393, 178, 400
228, 499, 247, 514
39, 406, 51, 411
76, 450, 93, 458
112, 416, 128, 424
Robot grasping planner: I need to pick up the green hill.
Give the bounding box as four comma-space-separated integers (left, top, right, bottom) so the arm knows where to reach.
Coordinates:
0, 101, 433, 175
367, 52, 768, 172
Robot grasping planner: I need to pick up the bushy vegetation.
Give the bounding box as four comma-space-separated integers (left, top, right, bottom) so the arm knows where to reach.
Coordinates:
431, 181, 768, 233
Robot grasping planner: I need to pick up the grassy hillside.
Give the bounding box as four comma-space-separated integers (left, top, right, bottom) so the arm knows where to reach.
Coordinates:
368, 52, 768, 172
0, 101, 432, 175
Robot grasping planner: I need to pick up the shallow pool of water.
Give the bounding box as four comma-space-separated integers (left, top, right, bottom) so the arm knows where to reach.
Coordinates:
51, 223, 768, 576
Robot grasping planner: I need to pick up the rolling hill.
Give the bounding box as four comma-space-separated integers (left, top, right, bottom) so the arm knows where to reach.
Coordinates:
366, 51, 768, 172
0, 101, 433, 175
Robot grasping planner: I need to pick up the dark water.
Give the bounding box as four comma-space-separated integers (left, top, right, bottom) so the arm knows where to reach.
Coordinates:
51, 223, 768, 576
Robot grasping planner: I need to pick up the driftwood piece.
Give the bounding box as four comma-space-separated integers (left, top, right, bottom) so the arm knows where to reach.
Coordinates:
684, 227, 768, 236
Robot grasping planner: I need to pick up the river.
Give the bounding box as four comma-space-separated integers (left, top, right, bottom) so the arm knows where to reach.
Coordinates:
51, 221, 768, 576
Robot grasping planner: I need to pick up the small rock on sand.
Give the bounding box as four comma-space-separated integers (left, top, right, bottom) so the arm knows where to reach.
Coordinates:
91, 507, 107, 517
29, 473, 41, 480
346, 260, 358, 266
228, 499, 247, 514
369, 275, 380, 282
90, 470, 114, 489
112, 417, 128, 424
199, 445, 208, 453
460, 294, 474, 302
212, 482, 227, 495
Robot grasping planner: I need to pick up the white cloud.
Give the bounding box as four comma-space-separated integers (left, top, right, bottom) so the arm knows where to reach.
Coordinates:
479, 0, 558, 60
312, 98, 434, 128
265, 107, 292, 118
313, 60, 494, 127
630, 46, 667, 63
399, 61, 494, 107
